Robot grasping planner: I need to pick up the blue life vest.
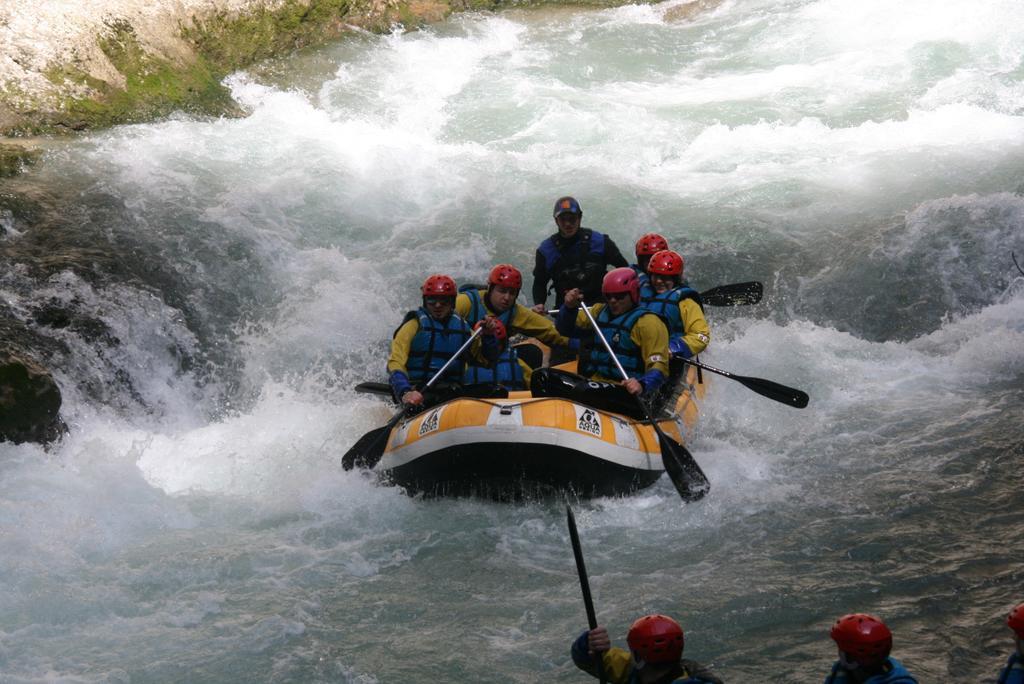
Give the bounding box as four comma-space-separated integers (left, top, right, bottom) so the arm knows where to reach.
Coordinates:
630, 264, 655, 301
538, 228, 609, 300
402, 308, 471, 385
823, 657, 918, 684
998, 652, 1024, 684
580, 305, 648, 380
642, 285, 702, 339
460, 289, 524, 387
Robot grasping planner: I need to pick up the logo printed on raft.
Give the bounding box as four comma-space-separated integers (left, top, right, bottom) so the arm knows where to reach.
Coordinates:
575, 407, 602, 437
418, 408, 442, 436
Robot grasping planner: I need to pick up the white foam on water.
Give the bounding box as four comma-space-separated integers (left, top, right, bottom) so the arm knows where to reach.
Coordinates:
3, 0, 1024, 680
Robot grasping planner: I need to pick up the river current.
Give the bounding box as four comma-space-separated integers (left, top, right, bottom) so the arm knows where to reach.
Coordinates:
2, 0, 1024, 681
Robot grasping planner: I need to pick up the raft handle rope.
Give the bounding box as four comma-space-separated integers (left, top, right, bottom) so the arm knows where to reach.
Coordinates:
402, 394, 683, 428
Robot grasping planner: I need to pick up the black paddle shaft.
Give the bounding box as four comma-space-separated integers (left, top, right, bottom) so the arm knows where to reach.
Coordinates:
567, 506, 599, 629
567, 506, 607, 684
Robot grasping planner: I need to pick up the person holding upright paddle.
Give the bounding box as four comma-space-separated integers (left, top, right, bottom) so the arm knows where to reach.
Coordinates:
556, 267, 670, 398
387, 274, 501, 408
824, 613, 918, 683
556, 270, 709, 501
456, 263, 572, 389
571, 615, 723, 683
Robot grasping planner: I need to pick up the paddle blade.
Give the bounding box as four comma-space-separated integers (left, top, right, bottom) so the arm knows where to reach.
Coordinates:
341, 426, 390, 471
736, 374, 809, 409
658, 430, 710, 502
354, 381, 393, 397
701, 281, 763, 307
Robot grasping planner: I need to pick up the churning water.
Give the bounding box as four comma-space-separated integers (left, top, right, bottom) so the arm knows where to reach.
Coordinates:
2, 0, 1024, 680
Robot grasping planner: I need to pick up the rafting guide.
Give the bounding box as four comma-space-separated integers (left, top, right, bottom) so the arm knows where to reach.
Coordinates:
532, 196, 629, 312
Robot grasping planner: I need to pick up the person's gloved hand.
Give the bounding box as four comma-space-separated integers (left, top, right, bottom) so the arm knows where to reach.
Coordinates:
475, 317, 507, 344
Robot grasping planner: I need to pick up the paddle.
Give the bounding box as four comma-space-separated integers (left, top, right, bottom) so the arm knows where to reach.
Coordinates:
341, 326, 484, 471
547, 281, 763, 314
354, 381, 393, 397
567, 505, 606, 684
578, 300, 709, 502
677, 356, 809, 409
699, 281, 763, 307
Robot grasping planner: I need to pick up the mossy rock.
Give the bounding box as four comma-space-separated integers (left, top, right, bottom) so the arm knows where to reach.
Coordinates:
44, 20, 241, 131
0, 144, 41, 178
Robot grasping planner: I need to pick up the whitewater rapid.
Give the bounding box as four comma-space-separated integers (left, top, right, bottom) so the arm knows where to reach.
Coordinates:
2, 0, 1023, 681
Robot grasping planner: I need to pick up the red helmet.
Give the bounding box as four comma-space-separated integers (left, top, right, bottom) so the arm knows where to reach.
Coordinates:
635, 232, 669, 257
1008, 603, 1024, 639
421, 274, 457, 297
602, 267, 640, 305
647, 250, 684, 277
474, 317, 507, 344
830, 614, 893, 667
488, 264, 522, 291
627, 614, 684, 664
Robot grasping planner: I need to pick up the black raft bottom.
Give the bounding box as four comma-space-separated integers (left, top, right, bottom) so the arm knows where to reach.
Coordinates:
381, 442, 663, 501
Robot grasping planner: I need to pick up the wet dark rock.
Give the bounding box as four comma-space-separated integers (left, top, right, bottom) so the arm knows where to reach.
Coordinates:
32, 300, 119, 345
0, 352, 67, 445
0, 173, 236, 418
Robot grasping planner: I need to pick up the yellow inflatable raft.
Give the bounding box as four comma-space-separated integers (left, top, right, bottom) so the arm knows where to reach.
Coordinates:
374, 364, 705, 499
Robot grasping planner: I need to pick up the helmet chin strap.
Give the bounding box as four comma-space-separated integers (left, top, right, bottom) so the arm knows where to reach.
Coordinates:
1016, 636, 1024, 657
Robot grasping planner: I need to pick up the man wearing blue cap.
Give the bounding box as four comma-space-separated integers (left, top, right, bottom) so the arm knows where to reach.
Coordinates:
531, 196, 628, 313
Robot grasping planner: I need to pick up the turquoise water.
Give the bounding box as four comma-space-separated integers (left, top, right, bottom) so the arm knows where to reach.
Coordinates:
2, 0, 1024, 680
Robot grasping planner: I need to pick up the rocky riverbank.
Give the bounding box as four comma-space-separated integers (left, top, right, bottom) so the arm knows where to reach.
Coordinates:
0, 0, 499, 137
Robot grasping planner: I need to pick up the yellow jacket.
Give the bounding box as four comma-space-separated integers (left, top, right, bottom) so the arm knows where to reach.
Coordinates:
569, 303, 670, 383
677, 297, 710, 356
456, 290, 572, 385
454, 291, 570, 347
